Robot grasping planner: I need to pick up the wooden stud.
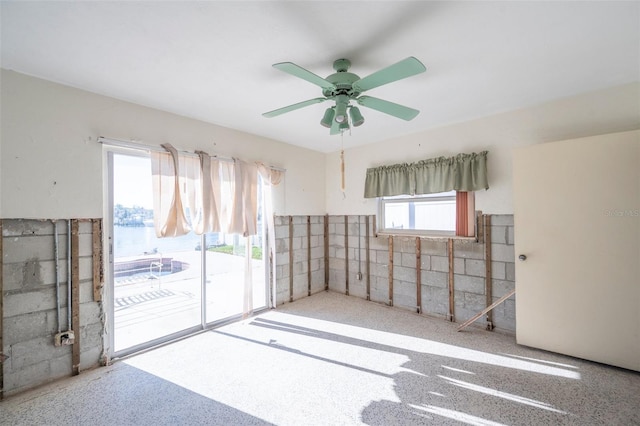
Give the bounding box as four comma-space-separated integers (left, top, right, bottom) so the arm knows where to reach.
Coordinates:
416, 237, 422, 314
476, 210, 484, 243
458, 289, 516, 331
0, 220, 4, 400
324, 214, 329, 291
388, 235, 394, 306
484, 215, 494, 330
448, 238, 455, 322
344, 215, 349, 296
92, 219, 103, 302
289, 216, 294, 303
71, 219, 81, 376
307, 216, 311, 297
365, 215, 371, 301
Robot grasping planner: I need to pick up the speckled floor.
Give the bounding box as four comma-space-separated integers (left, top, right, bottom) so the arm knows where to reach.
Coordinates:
2, 291, 639, 425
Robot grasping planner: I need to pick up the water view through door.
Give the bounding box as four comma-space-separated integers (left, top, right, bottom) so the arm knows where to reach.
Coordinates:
111, 153, 267, 354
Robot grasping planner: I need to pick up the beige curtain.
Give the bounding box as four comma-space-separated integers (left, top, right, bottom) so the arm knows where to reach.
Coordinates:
150, 144, 193, 237
257, 162, 283, 308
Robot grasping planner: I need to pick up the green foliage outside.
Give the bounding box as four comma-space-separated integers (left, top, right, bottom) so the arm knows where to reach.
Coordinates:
208, 244, 262, 260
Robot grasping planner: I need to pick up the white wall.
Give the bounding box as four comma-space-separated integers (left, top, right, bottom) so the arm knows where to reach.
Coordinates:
326, 82, 640, 215
0, 70, 326, 219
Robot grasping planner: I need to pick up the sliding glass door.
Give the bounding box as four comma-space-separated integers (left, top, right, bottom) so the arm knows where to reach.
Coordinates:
109, 151, 268, 356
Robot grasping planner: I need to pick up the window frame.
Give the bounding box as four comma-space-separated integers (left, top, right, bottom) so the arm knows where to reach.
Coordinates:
377, 191, 477, 238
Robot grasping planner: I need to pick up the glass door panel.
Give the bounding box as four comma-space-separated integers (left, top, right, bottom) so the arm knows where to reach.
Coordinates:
112, 153, 202, 353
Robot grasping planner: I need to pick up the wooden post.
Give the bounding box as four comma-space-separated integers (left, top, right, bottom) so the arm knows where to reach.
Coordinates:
307, 216, 311, 297
365, 216, 371, 301
0, 220, 4, 400
344, 215, 349, 296
92, 219, 103, 302
324, 215, 329, 291
448, 238, 455, 322
71, 220, 81, 376
484, 215, 494, 330
289, 216, 293, 302
416, 237, 422, 314
388, 236, 394, 306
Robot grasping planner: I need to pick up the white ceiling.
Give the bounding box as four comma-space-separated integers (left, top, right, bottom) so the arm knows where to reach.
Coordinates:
2, 1, 639, 153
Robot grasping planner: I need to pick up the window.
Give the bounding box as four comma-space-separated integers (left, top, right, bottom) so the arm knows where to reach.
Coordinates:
378, 191, 475, 237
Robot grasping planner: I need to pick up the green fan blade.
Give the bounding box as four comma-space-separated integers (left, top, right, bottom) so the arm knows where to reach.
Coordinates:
357, 96, 420, 121
263, 98, 328, 118
273, 62, 337, 91
352, 57, 426, 92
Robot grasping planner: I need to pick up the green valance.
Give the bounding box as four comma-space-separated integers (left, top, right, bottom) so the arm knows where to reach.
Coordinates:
364, 151, 489, 198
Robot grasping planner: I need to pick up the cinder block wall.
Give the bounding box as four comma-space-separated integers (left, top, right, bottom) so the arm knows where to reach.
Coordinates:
1, 219, 103, 396
275, 214, 516, 333
274, 216, 325, 305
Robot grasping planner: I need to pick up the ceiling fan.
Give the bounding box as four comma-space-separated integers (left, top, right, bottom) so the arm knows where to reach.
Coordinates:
263, 57, 426, 135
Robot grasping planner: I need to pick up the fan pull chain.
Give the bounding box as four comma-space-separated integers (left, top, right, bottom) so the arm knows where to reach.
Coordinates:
340, 130, 346, 198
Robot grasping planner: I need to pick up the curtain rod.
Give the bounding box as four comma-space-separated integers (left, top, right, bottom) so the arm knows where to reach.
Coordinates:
97, 136, 286, 172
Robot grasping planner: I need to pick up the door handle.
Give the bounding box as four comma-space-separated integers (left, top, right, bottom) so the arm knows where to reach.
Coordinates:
518, 254, 527, 261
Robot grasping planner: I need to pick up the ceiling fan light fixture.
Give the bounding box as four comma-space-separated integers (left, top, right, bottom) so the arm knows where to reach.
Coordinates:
320, 107, 335, 128
349, 107, 365, 127
334, 104, 348, 123
339, 121, 350, 132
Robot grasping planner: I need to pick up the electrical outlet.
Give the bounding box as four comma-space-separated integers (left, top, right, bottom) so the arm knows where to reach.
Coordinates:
54, 330, 75, 347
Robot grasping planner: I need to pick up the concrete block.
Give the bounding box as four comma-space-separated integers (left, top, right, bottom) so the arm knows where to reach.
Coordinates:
310, 223, 324, 236
4, 359, 50, 395
507, 226, 515, 245
330, 257, 345, 271
293, 224, 307, 238
50, 352, 73, 378
80, 346, 102, 371
423, 271, 448, 288
274, 216, 286, 226
80, 322, 103, 350
491, 243, 515, 263
465, 259, 486, 277
491, 215, 514, 226
349, 281, 367, 299
3, 235, 55, 264
371, 263, 389, 278
4, 289, 56, 317
79, 233, 93, 257
78, 221, 94, 234
394, 265, 415, 283
2, 311, 52, 346
329, 215, 344, 225
79, 302, 102, 326
9, 336, 71, 370
401, 252, 416, 268
420, 255, 431, 270
454, 258, 464, 274
275, 237, 288, 253
276, 252, 289, 266
293, 261, 308, 275
506, 262, 516, 282
291, 236, 302, 251
491, 261, 506, 280
2, 219, 55, 237
327, 223, 336, 235
369, 235, 387, 248
293, 249, 307, 263
490, 225, 508, 245
492, 279, 515, 298
422, 286, 449, 317
393, 291, 417, 312
464, 292, 486, 312
452, 240, 484, 259
376, 249, 389, 265
420, 240, 447, 256
431, 256, 449, 272
274, 225, 288, 239
393, 279, 416, 299
454, 274, 485, 295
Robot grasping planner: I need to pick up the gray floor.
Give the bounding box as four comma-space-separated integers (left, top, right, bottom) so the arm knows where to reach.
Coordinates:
1, 291, 639, 425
